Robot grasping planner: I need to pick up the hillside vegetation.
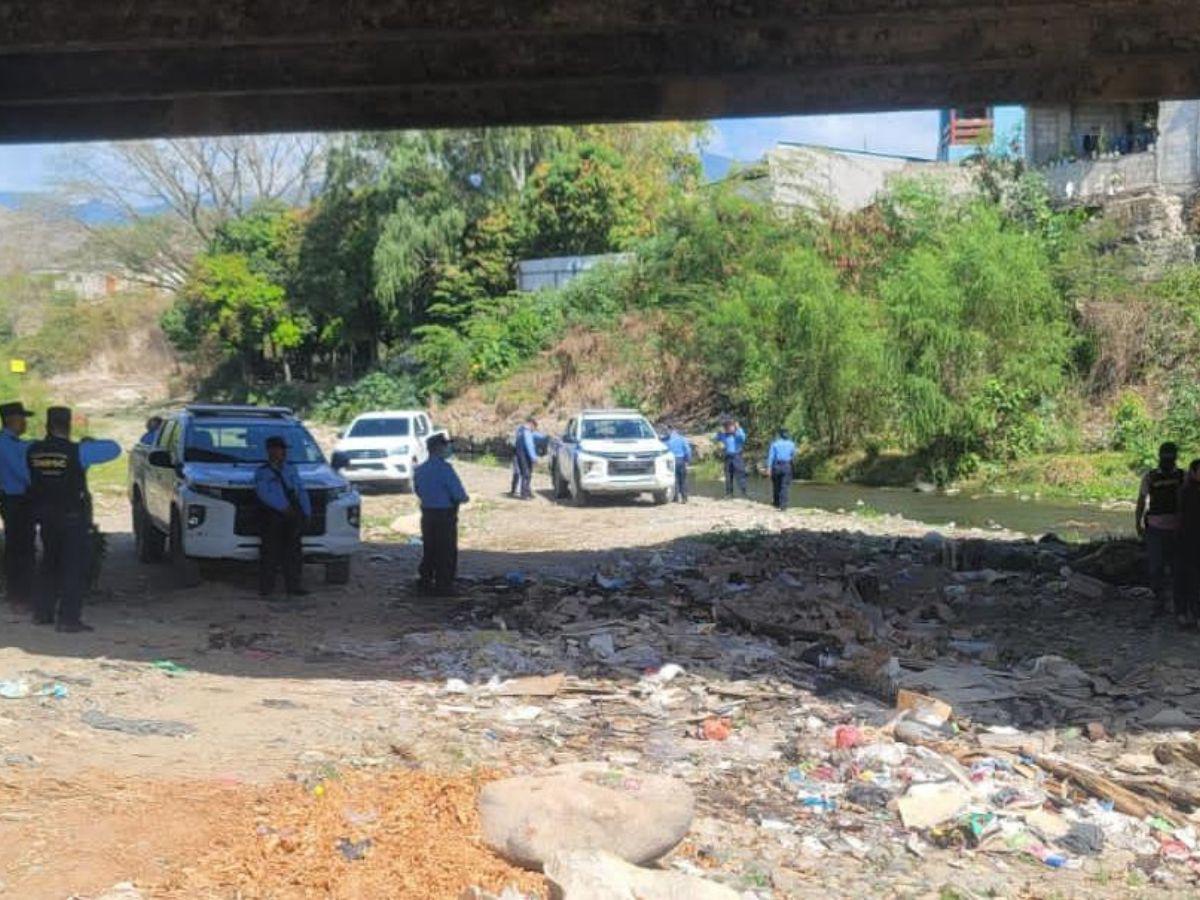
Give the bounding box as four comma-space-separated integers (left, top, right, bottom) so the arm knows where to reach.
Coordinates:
146, 127, 1200, 500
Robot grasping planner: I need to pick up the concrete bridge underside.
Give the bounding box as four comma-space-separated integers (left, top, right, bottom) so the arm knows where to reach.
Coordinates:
3, 1, 1200, 141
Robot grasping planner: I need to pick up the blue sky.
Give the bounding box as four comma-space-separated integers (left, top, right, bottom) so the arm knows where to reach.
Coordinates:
0, 112, 942, 192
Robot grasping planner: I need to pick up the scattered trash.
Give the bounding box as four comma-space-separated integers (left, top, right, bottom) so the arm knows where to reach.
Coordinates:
336, 837, 372, 861
151, 660, 190, 677
833, 724, 863, 749
0, 680, 29, 699
698, 717, 732, 742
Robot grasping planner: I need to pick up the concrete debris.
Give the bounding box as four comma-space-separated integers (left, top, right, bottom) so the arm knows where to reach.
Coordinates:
544, 849, 739, 900
478, 763, 694, 870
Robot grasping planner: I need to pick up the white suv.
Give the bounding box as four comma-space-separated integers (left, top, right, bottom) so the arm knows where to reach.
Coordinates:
550, 409, 674, 505
332, 410, 433, 488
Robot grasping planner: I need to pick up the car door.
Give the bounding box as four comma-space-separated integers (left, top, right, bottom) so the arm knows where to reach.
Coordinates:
414, 414, 430, 464
559, 418, 577, 474
145, 418, 179, 526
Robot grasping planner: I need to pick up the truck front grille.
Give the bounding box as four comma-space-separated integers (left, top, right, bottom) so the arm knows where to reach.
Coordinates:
224, 487, 330, 536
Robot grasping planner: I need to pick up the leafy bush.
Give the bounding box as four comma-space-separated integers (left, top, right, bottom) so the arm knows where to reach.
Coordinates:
312, 371, 421, 424
1109, 391, 1157, 466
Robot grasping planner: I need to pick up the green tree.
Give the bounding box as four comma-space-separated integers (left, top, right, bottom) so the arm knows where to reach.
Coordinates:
519, 143, 642, 257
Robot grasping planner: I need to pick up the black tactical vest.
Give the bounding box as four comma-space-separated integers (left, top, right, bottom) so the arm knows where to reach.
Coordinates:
27, 436, 88, 516
1147, 466, 1184, 517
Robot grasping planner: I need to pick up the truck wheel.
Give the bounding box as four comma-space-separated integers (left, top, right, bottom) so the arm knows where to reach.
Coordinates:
169, 510, 202, 588
551, 461, 570, 500
652, 489, 670, 505
133, 495, 165, 563
571, 467, 589, 507
325, 557, 351, 585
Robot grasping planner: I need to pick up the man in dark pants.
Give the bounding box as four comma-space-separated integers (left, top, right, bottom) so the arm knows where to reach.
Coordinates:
0, 401, 35, 610
1137, 441, 1185, 615
767, 428, 797, 511
664, 425, 692, 503
713, 419, 748, 498
514, 417, 542, 500
414, 433, 469, 596
254, 435, 311, 598
27, 406, 120, 631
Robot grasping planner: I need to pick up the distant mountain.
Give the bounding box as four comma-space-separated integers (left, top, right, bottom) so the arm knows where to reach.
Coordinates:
0, 191, 164, 225
701, 152, 738, 182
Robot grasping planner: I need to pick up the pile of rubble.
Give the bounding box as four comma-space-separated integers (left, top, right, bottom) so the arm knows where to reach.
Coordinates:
379, 528, 1200, 896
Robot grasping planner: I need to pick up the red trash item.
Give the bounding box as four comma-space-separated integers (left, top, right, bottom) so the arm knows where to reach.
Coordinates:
834, 725, 863, 749
699, 716, 732, 741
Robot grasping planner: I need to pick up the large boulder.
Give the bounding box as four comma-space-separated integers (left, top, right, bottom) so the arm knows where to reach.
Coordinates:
479, 763, 694, 870
545, 849, 739, 900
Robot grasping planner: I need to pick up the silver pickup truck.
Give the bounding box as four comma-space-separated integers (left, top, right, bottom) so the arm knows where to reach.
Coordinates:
127, 404, 361, 585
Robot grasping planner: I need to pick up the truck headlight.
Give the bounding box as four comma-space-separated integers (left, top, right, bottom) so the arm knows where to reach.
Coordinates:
191, 483, 224, 499
580, 456, 603, 476
390, 444, 409, 456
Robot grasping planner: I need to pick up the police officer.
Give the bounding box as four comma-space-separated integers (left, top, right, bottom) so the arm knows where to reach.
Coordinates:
414, 433, 469, 596
254, 435, 311, 598
514, 417, 543, 500
664, 425, 692, 503
139, 415, 163, 446
713, 418, 748, 499
27, 406, 120, 631
1137, 441, 1185, 614
767, 428, 797, 511
0, 401, 35, 610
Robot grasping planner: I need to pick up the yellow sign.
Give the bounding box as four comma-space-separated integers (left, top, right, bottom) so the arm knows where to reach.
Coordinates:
9, 359, 25, 374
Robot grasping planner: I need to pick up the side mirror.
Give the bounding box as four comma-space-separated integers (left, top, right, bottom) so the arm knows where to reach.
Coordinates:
335, 430, 344, 439
331, 451, 349, 471
562, 434, 574, 443
148, 450, 173, 469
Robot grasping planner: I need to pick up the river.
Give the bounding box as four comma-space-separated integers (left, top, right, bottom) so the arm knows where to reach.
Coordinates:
688, 474, 1133, 540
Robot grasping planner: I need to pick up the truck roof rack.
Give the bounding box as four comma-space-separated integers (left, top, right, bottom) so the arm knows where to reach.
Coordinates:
184, 404, 294, 418
581, 408, 642, 416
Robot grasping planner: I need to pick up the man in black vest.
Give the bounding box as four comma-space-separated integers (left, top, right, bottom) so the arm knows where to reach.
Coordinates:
27, 407, 120, 631
1137, 441, 1185, 615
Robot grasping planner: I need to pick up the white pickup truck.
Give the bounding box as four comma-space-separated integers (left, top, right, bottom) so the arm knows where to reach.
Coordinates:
128, 404, 361, 584
549, 408, 675, 505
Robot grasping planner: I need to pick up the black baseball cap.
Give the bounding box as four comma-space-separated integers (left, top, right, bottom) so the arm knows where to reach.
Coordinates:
426, 432, 451, 452
265, 435, 288, 449
1161, 442, 1179, 459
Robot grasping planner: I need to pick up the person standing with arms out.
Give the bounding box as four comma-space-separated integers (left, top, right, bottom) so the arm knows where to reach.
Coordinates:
254, 435, 311, 598
767, 428, 797, 511
664, 424, 692, 503
713, 418, 748, 499
414, 433, 469, 596
27, 407, 120, 632
1177, 459, 1200, 630
0, 402, 36, 611
1137, 441, 1185, 616
139, 415, 163, 446
515, 416, 543, 500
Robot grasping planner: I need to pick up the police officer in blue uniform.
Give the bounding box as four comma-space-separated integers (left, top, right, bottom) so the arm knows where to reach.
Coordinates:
713, 418, 748, 499
664, 425, 692, 503
27, 406, 120, 631
513, 417, 543, 500
767, 428, 797, 511
254, 435, 312, 598
0, 401, 35, 610
414, 432, 469, 595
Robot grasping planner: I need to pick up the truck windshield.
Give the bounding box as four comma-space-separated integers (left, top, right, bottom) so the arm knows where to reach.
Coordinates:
581, 418, 656, 440
348, 418, 410, 438
183, 423, 325, 464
